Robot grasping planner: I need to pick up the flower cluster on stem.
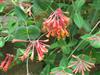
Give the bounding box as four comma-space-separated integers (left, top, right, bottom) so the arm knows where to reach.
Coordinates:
68, 55, 95, 75
0, 54, 14, 72
12, 39, 49, 61
43, 8, 70, 39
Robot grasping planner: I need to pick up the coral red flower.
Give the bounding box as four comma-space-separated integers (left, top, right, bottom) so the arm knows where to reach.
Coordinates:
43, 8, 70, 39
0, 54, 14, 72
0, 0, 4, 3
12, 39, 49, 61
20, 43, 33, 61
12, 39, 28, 43
35, 40, 49, 61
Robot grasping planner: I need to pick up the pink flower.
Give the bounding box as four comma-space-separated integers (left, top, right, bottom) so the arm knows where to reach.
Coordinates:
0, 0, 4, 3
0, 54, 14, 72
0, 54, 9, 69
12, 39, 28, 43
68, 55, 95, 75
43, 8, 70, 39
13, 39, 49, 61
20, 43, 33, 61
35, 40, 49, 61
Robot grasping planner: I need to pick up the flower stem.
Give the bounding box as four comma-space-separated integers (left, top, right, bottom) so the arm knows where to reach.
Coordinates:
26, 58, 30, 75
89, 20, 100, 34
68, 40, 84, 60
68, 20, 100, 60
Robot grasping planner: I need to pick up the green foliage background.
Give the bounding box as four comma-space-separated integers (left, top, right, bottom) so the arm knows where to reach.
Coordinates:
0, 0, 100, 75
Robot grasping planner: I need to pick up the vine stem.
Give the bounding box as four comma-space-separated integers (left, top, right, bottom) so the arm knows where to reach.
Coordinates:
24, 21, 47, 75
68, 20, 100, 60
26, 58, 30, 75
24, 21, 31, 75
89, 20, 100, 34
67, 40, 84, 60
37, 32, 48, 40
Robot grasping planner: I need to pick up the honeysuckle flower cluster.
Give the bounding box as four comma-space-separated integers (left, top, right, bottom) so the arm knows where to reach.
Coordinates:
0, 54, 14, 72
43, 8, 70, 39
68, 55, 95, 75
12, 39, 49, 61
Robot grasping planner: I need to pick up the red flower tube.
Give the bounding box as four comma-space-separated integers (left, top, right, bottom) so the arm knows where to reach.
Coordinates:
3, 54, 14, 72
43, 8, 70, 39
0, 54, 14, 72
35, 40, 49, 61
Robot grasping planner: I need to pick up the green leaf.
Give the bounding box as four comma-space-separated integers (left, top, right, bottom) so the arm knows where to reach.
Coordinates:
14, 25, 40, 40
15, 6, 27, 21
32, 0, 46, 16
60, 55, 68, 68
17, 48, 25, 56
68, 39, 78, 47
74, 0, 85, 10
58, 3, 69, 8
57, 39, 66, 46
90, 38, 100, 48
89, 31, 100, 48
51, 67, 64, 72
40, 64, 50, 75
95, 30, 100, 35
8, 18, 17, 34
0, 52, 4, 57
94, 71, 100, 75
73, 12, 84, 28
50, 42, 59, 49
92, 0, 100, 10
36, 0, 52, 10
50, 67, 73, 75
72, 0, 91, 32
92, 50, 100, 64
45, 51, 56, 64
0, 37, 5, 47
81, 34, 91, 40
81, 31, 100, 48
0, 4, 5, 12
73, 12, 91, 32
61, 46, 70, 54
16, 48, 25, 58
50, 39, 66, 49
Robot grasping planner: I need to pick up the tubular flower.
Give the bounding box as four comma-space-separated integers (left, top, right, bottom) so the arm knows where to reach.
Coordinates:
0, 54, 14, 72
0, 0, 4, 3
43, 8, 70, 39
12, 39, 28, 43
34, 40, 49, 61
20, 43, 33, 61
68, 55, 95, 75
12, 39, 49, 61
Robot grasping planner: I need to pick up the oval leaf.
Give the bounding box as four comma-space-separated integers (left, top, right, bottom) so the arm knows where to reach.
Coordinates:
15, 6, 27, 21
14, 25, 40, 40
73, 12, 91, 32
